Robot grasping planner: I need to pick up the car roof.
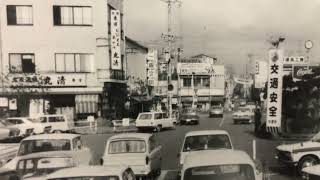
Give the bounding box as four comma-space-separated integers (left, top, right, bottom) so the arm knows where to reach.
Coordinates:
22, 133, 79, 141
185, 130, 229, 137
37, 114, 65, 117
109, 133, 152, 141
47, 166, 128, 178
183, 150, 254, 169
303, 164, 320, 175
6, 117, 29, 120
17, 151, 73, 161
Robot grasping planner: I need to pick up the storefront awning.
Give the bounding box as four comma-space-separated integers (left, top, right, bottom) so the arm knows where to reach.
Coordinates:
75, 94, 99, 114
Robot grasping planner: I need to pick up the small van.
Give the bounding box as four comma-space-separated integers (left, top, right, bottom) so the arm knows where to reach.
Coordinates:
181, 150, 263, 180
179, 130, 233, 167
35, 115, 74, 133
101, 133, 162, 179
135, 112, 175, 132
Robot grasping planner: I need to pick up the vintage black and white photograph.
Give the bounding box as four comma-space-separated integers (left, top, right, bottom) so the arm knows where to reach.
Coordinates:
1, 0, 320, 180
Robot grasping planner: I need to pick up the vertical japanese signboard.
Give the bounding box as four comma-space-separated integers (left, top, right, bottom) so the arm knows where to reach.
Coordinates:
110, 10, 122, 70
147, 49, 158, 86
266, 49, 283, 133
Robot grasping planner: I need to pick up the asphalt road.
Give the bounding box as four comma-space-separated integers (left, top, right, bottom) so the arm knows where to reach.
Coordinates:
81, 111, 303, 180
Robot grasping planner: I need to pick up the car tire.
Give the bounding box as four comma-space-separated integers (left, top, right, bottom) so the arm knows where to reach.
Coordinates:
53, 130, 63, 133
155, 125, 162, 132
297, 156, 319, 175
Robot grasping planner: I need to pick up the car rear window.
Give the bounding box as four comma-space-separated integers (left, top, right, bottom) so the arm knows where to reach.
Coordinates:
183, 164, 255, 180
109, 140, 146, 154
183, 134, 232, 152
138, 114, 152, 120
18, 139, 72, 156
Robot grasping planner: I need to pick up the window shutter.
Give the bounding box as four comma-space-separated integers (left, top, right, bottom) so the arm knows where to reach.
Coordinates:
53, 6, 61, 25
7, 5, 17, 25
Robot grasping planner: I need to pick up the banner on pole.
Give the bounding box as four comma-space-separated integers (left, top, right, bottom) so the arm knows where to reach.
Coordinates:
266, 49, 283, 133
110, 10, 122, 70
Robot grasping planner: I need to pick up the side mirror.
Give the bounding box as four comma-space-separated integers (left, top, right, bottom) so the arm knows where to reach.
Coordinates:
99, 158, 104, 166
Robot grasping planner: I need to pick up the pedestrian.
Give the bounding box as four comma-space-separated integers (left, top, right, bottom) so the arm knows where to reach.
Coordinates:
254, 108, 262, 135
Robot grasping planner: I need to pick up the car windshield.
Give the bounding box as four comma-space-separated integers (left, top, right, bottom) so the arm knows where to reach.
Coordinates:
109, 140, 146, 154
18, 139, 72, 156
138, 114, 152, 120
48, 177, 119, 180
17, 157, 75, 178
311, 132, 320, 142
183, 134, 232, 152
0, 120, 14, 126
238, 108, 249, 112
182, 115, 198, 119
183, 164, 255, 180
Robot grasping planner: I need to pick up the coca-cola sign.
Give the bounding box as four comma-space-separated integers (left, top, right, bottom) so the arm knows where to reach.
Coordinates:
293, 66, 319, 80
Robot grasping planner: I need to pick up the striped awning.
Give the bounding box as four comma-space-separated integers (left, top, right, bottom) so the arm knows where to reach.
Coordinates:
75, 94, 99, 114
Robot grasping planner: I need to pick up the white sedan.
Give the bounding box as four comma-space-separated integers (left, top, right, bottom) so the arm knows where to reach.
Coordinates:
4, 117, 51, 135
233, 107, 254, 124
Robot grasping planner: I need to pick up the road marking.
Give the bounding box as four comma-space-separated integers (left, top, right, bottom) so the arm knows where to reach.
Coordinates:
219, 116, 225, 127
157, 170, 168, 180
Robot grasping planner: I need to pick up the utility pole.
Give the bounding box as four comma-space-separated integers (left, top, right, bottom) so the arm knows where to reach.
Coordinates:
161, 0, 181, 118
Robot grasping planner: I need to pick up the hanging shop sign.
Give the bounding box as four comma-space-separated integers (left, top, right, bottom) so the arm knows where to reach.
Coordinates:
266, 49, 283, 133
177, 63, 224, 75
147, 49, 158, 86
9, 74, 86, 87
110, 9, 122, 70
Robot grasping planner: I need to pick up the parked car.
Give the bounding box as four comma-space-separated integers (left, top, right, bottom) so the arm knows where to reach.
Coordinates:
135, 112, 175, 132
179, 114, 199, 125
15, 153, 76, 180
2, 118, 35, 137
181, 108, 197, 116
181, 150, 263, 180
275, 132, 320, 174
5, 117, 52, 135
209, 106, 224, 118
0, 144, 19, 168
178, 130, 233, 167
239, 99, 247, 106
34, 114, 74, 133
3, 133, 92, 170
0, 168, 19, 180
46, 165, 135, 180
302, 164, 320, 180
233, 106, 254, 124
101, 133, 162, 179
0, 121, 20, 142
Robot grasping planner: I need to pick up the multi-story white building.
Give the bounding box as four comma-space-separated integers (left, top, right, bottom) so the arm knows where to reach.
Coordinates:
0, 0, 126, 119
177, 58, 225, 110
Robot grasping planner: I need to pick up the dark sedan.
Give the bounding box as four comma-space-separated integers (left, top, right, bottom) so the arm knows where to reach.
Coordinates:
180, 114, 199, 125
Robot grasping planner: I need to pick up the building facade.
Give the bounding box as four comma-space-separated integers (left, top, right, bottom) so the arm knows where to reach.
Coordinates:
177, 61, 225, 111
0, 0, 126, 120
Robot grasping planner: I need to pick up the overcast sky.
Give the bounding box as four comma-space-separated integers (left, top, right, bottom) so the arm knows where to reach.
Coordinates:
125, 0, 320, 74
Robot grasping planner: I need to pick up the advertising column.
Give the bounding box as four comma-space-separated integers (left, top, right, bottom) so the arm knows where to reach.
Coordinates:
266, 49, 283, 134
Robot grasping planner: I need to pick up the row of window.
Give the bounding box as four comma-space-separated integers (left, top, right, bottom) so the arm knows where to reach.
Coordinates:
9, 53, 94, 73
7, 5, 92, 26
183, 77, 210, 87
